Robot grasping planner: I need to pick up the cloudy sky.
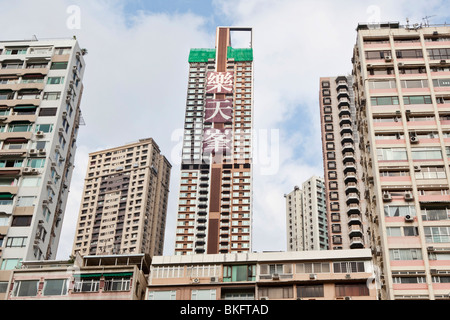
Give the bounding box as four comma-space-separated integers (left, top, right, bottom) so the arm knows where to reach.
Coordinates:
1, 0, 450, 259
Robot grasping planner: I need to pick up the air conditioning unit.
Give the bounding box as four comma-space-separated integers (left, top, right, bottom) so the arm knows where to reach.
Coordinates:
29, 149, 37, 155
410, 135, 419, 144
272, 273, 280, 280
414, 165, 421, 172
260, 297, 270, 301
405, 215, 414, 222
35, 131, 44, 137
382, 193, 392, 202
210, 277, 218, 283
62, 112, 67, 119
344, 297, 352, 301
441, 59, 447, 64
192, 278, 200, 284
38, 149, 46, 154
309, 274, 317, 280
385, 56, 393, 62
405, 193, 414, 201
375, 246, 382, 256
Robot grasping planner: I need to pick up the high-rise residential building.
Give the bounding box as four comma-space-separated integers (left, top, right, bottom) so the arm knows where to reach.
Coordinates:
285, 176, 328, 252
352, 22, 450, 300
0, 38, 86, 297
174, 27, 254, 255
319, 75, 368, 251
71, 138, 171, 258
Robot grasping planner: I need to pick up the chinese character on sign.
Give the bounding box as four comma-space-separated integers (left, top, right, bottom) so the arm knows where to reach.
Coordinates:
206, 72, 234, 94
204, 99, 233, 123
203, 128, 232, 154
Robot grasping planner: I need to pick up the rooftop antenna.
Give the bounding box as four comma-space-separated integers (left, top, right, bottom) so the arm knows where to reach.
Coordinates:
423, 15, 436, 27
32, 35, 38, 41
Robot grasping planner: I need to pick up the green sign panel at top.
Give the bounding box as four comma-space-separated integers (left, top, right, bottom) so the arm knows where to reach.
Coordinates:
188, 48, 216, 63
188, 47, 253, 63
227, 47, 253, 62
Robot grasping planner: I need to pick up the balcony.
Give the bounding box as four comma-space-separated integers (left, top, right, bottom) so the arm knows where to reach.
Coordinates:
198, 201, 208, 208
339, 115, 352, 126
197, 217, 207, 224
342, 143, 355, 153
341, 133, 354, 144
343, 162, 357, 174
343, 152, 356, 163
346, 193, 360, 204
345, 182, 358, 194
349, 225, 364, 238
350, 237, 365, 249
337, 89, 350, 100
348, 214, 362, 225
344, 172, 357, 183
338, 97, 351, 108
347, 204, 361, 215
339, 106, 351, 117
336, 81, 349, 91
340, 124, 353, 135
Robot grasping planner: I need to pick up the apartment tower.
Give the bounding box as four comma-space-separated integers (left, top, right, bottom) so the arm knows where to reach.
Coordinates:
0, 38, 86, 297
285, 176, 328, 251
174, 27, 254, 255
319, 76, 368, 250
72, 138, 171, 258
352, 22, 450, 300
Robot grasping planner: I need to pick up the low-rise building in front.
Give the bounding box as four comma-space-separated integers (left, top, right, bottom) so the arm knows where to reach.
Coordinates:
5, 253, 149, 300
146, 249, 377, 300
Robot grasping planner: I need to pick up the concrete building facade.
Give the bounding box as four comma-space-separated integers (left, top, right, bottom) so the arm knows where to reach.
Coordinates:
71, 138, 171, 259
0, 38, 86, 299
285, 176, 328, 251
146, 250, 377, 300
352, 22, 450, 300
174, 27, 254, 255
319, 75, 368, 251
5, 253, 149, 300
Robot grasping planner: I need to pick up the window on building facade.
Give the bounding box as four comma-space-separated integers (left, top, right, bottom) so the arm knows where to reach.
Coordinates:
223, 265, 256, 282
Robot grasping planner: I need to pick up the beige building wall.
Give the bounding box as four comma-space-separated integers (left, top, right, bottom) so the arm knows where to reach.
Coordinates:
286, 176, 328, 251
71, 138, 171, 258
0, 39, 86, 299
147, 250, 377, 300
353, 22, 450, 300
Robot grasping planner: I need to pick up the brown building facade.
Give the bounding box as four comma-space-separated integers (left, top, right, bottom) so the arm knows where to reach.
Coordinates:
174, 27, 254, 255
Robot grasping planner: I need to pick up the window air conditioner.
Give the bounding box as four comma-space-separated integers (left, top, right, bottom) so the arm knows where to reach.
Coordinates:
410, 135, 419, 144
404, 193, 414, 201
